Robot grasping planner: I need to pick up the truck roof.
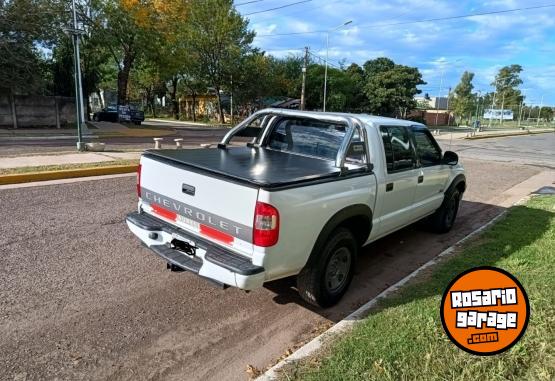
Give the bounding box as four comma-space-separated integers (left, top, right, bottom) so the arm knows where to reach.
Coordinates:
259, 108, 426, 129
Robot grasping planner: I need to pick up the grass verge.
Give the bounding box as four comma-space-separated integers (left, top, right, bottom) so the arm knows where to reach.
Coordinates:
283, 195, 555, 381
0, 159, 139, 175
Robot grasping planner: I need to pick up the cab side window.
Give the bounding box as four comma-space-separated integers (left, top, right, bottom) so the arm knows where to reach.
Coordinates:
412, 128, 442, 166
380, 126, 416, 172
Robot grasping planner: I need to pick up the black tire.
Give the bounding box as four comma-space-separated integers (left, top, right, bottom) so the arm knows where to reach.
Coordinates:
429, 188, 461, 233
93, 114, 99, 122
297, 228, 357, 308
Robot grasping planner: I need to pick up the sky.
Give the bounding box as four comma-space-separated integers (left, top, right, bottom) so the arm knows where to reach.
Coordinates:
235, 0, 555, 106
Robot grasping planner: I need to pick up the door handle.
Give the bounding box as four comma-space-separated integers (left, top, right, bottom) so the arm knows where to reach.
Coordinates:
386, 182, 394, 192
418, 175, 424, 184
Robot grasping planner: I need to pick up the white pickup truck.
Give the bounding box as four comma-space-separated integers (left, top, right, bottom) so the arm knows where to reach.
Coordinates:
126, 109, 465, 307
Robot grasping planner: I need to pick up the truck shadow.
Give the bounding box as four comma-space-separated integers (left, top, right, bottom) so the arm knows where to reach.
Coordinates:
264, 199, 551, 322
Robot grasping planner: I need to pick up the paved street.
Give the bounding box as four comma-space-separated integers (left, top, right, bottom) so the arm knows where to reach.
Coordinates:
443, 132, 555, 168
0, 135, 553, 380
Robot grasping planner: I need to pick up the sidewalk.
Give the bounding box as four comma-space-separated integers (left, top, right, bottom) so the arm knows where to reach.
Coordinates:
434, 127, 553, 140
0, 121, 175, 140
0, 151, 141, 170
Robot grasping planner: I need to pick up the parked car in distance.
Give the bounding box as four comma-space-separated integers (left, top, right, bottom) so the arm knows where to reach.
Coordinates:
93, 104, 144, 125
126, 109, 466, 308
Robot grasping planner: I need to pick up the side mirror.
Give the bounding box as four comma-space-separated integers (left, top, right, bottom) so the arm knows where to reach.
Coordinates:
442, 151, 458, 166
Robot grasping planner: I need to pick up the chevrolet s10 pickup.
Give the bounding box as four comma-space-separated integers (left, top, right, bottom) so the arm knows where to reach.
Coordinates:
126, 109, 465, 307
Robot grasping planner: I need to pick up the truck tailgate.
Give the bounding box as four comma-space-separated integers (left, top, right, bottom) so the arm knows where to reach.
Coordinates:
139, 155, 258, 255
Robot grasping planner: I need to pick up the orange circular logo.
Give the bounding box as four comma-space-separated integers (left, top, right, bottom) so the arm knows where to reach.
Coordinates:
440, 266, 529, 355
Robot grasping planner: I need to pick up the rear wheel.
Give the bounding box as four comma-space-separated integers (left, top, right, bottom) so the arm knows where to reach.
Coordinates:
429, 188, 461, 233
297, 228, 357, 308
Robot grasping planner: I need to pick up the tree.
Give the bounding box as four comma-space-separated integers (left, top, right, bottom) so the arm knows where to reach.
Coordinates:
450, 71, 475, 124
86, 0, 186, 106
362, 57, 425, 116
185, 0, 255, 122
492, 65, 524, 114
0, 0, 65, 94
344, 63, 367, 112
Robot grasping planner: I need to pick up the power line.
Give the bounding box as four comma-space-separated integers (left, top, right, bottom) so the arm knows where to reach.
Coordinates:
244, 0, 312, 16
308, 51, 341, 69
235, 0, 268, 6
257, 3, 555, 37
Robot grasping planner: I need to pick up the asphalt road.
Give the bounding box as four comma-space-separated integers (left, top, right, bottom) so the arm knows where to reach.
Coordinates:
0, 136, 552, 380
446, 132, 555, 169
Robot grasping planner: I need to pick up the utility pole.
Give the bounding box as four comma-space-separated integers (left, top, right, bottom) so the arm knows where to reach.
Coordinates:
500, 91, 506, 126
537, 95, 543, 127
300, 47, 308, 110
323, 33, 329, 112
446, 87, 452, 127
68, 0, 86, 151
434, 69, 444, 126
517, 101, 523, 128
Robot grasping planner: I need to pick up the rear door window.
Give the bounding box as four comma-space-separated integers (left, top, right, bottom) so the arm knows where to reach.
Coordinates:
267, 118, 347, 160
380, 126, 417, 172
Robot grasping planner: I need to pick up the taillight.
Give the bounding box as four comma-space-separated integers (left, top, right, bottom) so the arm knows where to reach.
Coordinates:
136, 164, 142, 198
253, 201, 279, 247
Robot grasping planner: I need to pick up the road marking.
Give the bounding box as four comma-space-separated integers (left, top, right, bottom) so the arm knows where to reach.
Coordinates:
0, 173, 134, 190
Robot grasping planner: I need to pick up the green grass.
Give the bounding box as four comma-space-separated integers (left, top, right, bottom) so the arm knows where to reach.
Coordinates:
284, 195, 555, 381
0, 159, 139, 175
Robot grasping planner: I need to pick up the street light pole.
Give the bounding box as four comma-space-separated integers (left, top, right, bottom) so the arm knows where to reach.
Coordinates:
300, 46, 308, 110
323, 20, 351, 112
537, 95, 543, 127
434, 68, 444, 126
70, 0, 86, 151
474, 90, 481, 123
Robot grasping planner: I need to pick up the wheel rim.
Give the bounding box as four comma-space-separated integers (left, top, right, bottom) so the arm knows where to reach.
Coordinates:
325, 247, 351, 294
445, 195, 459, 228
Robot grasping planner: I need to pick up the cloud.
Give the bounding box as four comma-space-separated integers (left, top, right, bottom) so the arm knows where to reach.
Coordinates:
243, 0, 555, 103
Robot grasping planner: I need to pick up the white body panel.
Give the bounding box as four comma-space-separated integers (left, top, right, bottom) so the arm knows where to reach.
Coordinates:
255, 174, 377, 280
140, 155, 258, 256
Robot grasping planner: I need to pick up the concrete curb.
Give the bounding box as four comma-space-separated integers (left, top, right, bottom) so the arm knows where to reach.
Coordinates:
464, 129, 554, 140
256, 210, 512, 381
0, 165, 138, 185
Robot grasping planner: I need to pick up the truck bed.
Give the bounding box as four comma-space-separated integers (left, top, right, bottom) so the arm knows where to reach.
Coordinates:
144, 147, 344, 189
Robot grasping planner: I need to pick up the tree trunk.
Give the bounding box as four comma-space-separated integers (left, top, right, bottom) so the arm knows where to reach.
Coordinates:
96, 90, 104, 108
215, 87, 224, 123
191, 92, 197, 122
171, 76, 179, 120
117, 52, 135, 105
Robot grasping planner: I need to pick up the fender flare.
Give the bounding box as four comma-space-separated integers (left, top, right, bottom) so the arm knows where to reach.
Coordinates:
447, 173, 466, 194
304, 204, 373, 268
440, 174, 466, 208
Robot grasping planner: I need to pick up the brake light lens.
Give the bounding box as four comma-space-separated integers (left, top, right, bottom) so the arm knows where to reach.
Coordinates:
253, 201, 279, 247
136, 164, 142, 198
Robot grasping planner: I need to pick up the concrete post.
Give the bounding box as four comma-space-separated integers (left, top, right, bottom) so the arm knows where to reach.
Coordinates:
54, 97, 61, 129
153, 138, 163, 149
9, 90, 17, 129
174, 138, 183, 148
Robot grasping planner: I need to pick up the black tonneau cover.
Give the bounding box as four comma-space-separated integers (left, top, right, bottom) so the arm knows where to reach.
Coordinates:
144, 147, 344, 189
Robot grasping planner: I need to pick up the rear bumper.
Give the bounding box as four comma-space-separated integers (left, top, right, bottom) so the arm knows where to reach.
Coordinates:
126, 212, 265, 290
